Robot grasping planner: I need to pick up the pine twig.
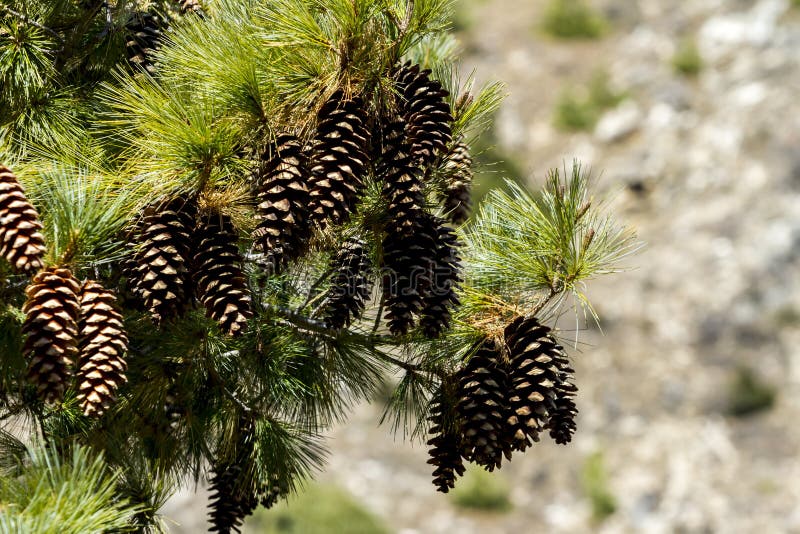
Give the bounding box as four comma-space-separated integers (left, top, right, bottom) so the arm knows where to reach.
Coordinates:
202, 337, 254, 415
297, 266, 335, 312
371, 293, 384, 335
527, 286, 559, 320
0, 4, 65, 49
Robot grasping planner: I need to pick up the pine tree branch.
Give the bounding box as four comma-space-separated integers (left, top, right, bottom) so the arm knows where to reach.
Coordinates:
297, 266, 335, 312
527, 286, 559, 320
203, 337, 254, 415
0, 4, 65, 50
260, 303, 444, 378
372, 293, 385, 335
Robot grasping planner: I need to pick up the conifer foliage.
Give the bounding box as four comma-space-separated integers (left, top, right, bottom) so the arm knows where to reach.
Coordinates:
0, 0, 635, 530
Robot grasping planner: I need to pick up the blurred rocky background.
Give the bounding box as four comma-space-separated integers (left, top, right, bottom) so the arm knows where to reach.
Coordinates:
165, 0, 800, 531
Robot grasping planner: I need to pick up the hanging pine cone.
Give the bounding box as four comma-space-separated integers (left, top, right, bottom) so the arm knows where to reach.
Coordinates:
323, 238, 372, 329
22, 267, 81, 403
308, 90, 369, 227
0, 165, 45, 273
259, 474, 289, 509
208, 462, 249, 534
394, 62, 454, 168
439, 141, 473, 224
420, 220, 462, 339
548, 347, 578, 445
503, 316, 562, 452
128, 197, 196, 326
193, 212, 253, 336
457, 338, 510, 470
76, 281, 128, 418
253, 134, 311, 274
381, 213, 437, 336
426, 379, 466, 492
208, 418, 261, 533
377, 118, 437, 336
125, 12, 164, 76
378, 117, 425, 228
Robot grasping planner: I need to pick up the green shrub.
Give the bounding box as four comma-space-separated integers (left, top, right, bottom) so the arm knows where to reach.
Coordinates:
541, 0, 607, 40
581, 451, 617, 523
672, 39, 703, 77
727, 367, 777, 417
588, 70, 625, 109
449, 466, 512, 512
246, 484, 391, 534
554, 90, 598, 131
554, 70, 624, 131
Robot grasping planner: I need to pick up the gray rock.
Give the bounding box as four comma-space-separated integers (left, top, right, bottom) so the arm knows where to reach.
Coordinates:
595, 101, 642, 143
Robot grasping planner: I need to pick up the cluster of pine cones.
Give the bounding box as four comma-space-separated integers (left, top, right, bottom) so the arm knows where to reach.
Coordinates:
0, 166, 128, 417
126, 199, 253, 336
251, 63, 472, 337
124, 62, 471, 341
427, 317, 579, 493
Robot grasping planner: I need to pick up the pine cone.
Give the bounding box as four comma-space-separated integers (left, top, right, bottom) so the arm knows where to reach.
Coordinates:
22, 267, 81, 403
378, 117, 425, 229
377, 119, 438, 336
208, 418, 260, 533
76, 281, 128, 418
457, 338, 510, 470
0, 165, 45, 273
259, 474, 288, 509
439, 141, 473, 224
381, 213, 437, 336
323, 238, 372, 329
420, 220, 462, 338
426, 380, 466, 492
208, 462, 248, 534
125, 12, 164, 76
394, 62, 454, 167
548, 347, 578, 445
129, 197, 196, 326
503, 316, 562, 452
175, 0, 203, 15
193, 212, 253, 336
253, 134, 311, 274
308, 90, 369, 227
